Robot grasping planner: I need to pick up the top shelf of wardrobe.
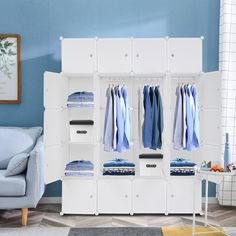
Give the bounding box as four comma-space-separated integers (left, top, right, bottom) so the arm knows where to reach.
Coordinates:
62, 72, 203, 79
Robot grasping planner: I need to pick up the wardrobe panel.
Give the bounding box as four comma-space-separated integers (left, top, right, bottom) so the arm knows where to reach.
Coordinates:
168, 178, 201, 214
45, 144, 68, 184
199, 71, 221, 109
133, 38, 167, 73
62, 179, 96, 214
44, 72, 67, 109
200, 110, 221, 145
97, 39, 131, 73
62, 39, 96, 74
44, 109, 69, 146
133, 179, 166, 213
198, 71, 221, 164
168, 38, 202, 73
98, 179, 131, 213
69, 143, 94, 162
68, 77, 94, 96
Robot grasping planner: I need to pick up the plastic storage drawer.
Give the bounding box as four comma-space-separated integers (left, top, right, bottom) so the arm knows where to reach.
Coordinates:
139, 154, 164, 177
70, 120, 94, 143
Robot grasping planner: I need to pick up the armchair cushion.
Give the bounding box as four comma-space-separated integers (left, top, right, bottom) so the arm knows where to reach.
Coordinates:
0, 170, 26, 196
5, 153, 29, 177
0, 127, 42, 169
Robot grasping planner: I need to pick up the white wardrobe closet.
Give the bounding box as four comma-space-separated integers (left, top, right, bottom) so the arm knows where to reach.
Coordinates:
44, 37, 221, 215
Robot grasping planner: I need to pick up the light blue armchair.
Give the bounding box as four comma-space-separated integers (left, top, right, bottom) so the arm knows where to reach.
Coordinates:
0, 127, 45, 225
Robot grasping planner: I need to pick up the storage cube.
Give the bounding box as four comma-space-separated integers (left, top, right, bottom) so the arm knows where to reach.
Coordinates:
70, 120, 94, 143
139, 154, 164, 177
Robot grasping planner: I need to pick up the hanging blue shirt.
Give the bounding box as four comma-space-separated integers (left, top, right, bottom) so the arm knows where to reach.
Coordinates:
151, 86, 163, 150
191, 85, 200, 148
142, 86, 152, 148
185, 85, 194, 151
115, 86, 125, 152
122, 86, 131, 149
103, 87, 113, 152
173, 85, 183, 150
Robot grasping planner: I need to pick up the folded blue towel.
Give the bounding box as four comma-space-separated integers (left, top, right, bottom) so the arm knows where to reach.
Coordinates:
68, 92, 94, 100
66, 160, 94, 169
103, 158, 135, 167
170, 158, 196, 167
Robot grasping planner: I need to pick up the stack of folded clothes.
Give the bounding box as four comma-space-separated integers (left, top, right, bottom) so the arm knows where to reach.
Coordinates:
67, 91, 94, 108
103, 158, 135, 176
65, 160, 94, 176
170, 158, 196, 176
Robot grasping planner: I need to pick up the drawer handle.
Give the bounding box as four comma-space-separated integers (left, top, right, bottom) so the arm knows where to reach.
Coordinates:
171, 194, 174, 198
89, 54, 93, 58
146, 164, 157, 168
125, 194, 128, 198
76, 130, 87, 134
136, 54, 139, 58
124, 53, 128, 57
171, 54, 174, 58
136, 194, 139, 198
90, 195, 93, 198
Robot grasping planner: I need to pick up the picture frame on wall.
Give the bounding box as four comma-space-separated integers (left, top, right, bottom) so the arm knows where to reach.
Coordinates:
0, 34, 21, 104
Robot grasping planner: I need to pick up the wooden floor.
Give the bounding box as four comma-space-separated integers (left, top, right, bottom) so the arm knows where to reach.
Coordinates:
0, 204, 236, 228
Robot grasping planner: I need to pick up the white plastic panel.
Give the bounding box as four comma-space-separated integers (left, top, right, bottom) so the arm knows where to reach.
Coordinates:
44, 72, 67, 109
98, 179, 131, 213
69, 144, 94, 162
133, 179, 166, 213
97, 38, 131, 73
62, 39, 96, 74
62, 180, 96, 214
133, 38, 167, 73
168, 38, 202, 73
199, 71, 221, 163
168, 178, 201, 214
44, 109, 68, 146
44, 144, 68, 184
199, 71, 221, 109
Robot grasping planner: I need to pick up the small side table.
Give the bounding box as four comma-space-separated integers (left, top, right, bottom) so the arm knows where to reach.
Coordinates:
192, 170, 236, 236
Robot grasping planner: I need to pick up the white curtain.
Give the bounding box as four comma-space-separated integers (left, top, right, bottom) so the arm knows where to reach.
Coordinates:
220, 0, 236, 162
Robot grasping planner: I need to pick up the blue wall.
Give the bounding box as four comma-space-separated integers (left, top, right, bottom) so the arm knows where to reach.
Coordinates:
0, 0, 220, 197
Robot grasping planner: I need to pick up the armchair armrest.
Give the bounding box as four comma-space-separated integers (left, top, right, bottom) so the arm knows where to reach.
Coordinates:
25, 135, 45, 207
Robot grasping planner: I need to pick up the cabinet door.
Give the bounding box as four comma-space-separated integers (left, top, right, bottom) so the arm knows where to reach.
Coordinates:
97, 39, 131, 73
62, 180, 96, 214
168, 178, 201, 214
133, 179, 166, 213
168, 38, 202, 73
44, 109, 69, 146
45, 143, 68, 184
198, 71, 221, 163
61, 38, 96, 74
133, 38, 167, 73
44, 72, 68, 109
98, 179, 131, 213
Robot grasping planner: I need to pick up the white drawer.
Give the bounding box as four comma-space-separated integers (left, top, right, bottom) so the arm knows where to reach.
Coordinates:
70, 120, 94, 143
139, 154, 163, 177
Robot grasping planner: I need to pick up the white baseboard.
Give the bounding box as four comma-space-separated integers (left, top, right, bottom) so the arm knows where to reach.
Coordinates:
39, 197, 62, 204
39, 197, 218, 205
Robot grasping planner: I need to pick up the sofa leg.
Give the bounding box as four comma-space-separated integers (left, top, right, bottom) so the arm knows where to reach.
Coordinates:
21, 208, 28, 226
